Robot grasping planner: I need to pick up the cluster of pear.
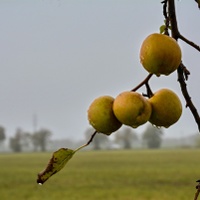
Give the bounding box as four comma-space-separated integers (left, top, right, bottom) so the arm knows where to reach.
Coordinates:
87, 33, 183, 135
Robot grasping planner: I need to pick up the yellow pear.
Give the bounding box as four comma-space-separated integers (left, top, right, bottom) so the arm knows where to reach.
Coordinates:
140, 33, 182, 76
113, 91, 152, 128
88, 95, 122, 135
148, 88, 182, 128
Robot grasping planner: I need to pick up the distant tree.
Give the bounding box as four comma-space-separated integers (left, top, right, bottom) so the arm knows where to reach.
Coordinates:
31, 128, 52, 152
9, 128, 23, 152
114, 127, 138, 149
20, 132, 32, 151
195, 134, 200, 148
92, 133, 109, 150
0, 126, 6, 150
142, 124, 163, 149
85, 127, 109, 150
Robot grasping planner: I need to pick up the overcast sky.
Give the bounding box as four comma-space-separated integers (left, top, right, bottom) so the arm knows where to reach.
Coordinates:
0, 0, 200, 141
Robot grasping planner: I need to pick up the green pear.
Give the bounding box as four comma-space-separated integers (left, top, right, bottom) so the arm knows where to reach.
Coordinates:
88, 96, 122, 135
148, 88, 182, 128
113, 91, 152, 128
140, 33, 182, 76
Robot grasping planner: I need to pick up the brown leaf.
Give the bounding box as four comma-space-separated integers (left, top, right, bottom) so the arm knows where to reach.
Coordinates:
37, 148, 75, 184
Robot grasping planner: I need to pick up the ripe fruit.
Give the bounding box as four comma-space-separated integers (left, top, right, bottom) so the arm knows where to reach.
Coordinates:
140, 33, 182, 76
87, 96, 122, 135
113, 91, 152, 128
148, 88, 182, 128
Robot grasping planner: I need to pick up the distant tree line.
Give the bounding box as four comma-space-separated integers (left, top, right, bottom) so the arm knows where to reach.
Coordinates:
9, 128, 52, 152
0, 126, 52, 152
0, 126, 6, 149
85, 123, 164, 150
0, 123, 165, 152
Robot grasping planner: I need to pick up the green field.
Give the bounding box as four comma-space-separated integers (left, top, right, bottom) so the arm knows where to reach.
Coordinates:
0, 149, 200, 200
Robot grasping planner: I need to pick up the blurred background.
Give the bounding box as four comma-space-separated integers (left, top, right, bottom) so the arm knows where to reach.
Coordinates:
1, 1, 200, 200
0, 0, 200, 152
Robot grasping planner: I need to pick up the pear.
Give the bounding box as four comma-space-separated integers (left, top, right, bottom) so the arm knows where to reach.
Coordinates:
88, 96, 122, 135
113, 91, 152, 128
148, 88, 182, 128
140, 33, 182, 76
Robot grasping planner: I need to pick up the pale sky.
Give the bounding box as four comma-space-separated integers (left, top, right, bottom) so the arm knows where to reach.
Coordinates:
0, 0, 200, 141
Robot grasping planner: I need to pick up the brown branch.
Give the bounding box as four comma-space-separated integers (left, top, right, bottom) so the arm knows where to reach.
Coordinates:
131, 73, 153, 92
194, 183, 200, 200
168, 0, 180, 39
194, 0, 200, 9
177, 64, 200, 132
145, 82, 153, 98
168, 0, 200, 51
168, 0, 200, 132
179, 34, 200, 52
86, 130, 97, 145
180, 63, 190, 81
161, 0, 170, 35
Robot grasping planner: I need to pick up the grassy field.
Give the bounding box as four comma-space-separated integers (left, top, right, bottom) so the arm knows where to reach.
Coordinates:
0, 149, 200, 200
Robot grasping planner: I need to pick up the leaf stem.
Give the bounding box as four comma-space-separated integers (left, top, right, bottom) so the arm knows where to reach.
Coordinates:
74, 131, 97, 152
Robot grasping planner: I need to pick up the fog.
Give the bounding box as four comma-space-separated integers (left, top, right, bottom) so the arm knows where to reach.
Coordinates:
0, 0, 200, 141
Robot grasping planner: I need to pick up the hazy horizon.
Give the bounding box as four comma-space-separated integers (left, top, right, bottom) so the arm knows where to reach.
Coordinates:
0, 0, 200, 141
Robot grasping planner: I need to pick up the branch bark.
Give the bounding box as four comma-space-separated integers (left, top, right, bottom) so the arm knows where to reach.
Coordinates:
168, 0, 200, 132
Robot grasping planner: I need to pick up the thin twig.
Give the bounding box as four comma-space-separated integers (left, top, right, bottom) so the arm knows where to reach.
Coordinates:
145, 82, 154, 98
194, 183, 200, 200
161, 0, 170, 35
179, 34, 200, 52
86, 131, 98, 145
168, 0, 200, 51
131, 73, 153, 92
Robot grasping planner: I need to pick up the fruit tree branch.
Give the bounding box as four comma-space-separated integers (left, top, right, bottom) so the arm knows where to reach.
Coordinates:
194, 182, 200, 200
179, 34, 200, 52
167, 0, 200, 132
167, 0, 200, 51
177, 64, 200, 132
194, 0, 200, 9
86, 130, 97, 145
131, 73, 153, 93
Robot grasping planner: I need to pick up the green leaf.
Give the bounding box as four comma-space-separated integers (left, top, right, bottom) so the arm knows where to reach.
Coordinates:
37, 148, 75, 184
159, 25, 166, 34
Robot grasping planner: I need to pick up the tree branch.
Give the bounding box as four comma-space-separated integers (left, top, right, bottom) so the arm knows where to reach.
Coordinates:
179, 34, 200, 52
177, 64, 200, 132
167, 0, 200, 51
167, 0, 200, 132
168, 0, 180, 39
86, 131, 97, 145
194, 183, 200, 200
131, 73, 153, 93
161, 0, 170, 35
194, 0, 200, 9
